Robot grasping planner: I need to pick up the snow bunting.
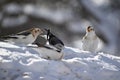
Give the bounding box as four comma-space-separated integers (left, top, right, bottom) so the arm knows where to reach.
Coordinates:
0, 28, 43, 45
82, 26, 100, 52
45, 29, 64, 52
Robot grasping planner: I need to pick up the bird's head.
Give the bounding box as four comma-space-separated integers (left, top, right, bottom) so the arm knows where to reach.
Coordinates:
31, 28, 43, 38
44, 28, 50, 33
86, 26, 94, 33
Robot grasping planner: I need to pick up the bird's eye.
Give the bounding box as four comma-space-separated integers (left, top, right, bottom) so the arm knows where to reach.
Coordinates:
37, 29, 40, 32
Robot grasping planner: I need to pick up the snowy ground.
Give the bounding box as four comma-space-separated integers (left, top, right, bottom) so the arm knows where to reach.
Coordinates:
0, 42, 120, 80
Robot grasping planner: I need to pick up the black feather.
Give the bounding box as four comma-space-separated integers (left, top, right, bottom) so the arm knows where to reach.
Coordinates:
0, 35, 18, 39
46, 29, 64, 46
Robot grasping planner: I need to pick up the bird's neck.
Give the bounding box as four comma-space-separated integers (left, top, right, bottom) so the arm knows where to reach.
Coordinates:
86, 31, 96, 38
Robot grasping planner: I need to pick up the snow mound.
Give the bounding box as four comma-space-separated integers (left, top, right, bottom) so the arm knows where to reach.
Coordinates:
0, 42, 120, 80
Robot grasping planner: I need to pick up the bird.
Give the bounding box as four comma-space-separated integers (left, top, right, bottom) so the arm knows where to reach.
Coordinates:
82, 26, 100, 52
0, 28, 43, 45
45, 29, 64, 52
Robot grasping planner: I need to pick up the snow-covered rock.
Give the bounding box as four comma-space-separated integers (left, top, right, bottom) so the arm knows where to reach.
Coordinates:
0, 42, 120, 80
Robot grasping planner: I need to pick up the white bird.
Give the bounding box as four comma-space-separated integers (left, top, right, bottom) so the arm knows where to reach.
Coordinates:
82, 26, 100, 52
0, 28, 43, 45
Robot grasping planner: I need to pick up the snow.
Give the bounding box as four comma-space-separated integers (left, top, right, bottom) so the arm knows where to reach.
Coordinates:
0, 42, 120, 80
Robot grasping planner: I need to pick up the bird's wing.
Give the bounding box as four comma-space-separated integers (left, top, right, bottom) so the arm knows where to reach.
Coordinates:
16, 30, 31, 36
82, 36, 87, 42
0, 35, 18, 40
49, 36, 64, 46
0, 31, 29, 40
49, 37, 57, 45
0, 29, 32, 41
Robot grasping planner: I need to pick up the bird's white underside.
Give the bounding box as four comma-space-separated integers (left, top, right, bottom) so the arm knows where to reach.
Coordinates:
82, 30, 100, 52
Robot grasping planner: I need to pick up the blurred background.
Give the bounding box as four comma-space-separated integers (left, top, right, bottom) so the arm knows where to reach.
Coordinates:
0, 0, 120, 56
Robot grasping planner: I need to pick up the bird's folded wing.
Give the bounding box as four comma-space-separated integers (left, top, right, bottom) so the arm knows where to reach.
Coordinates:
16, 30, 31, 36
0, 35, 18, 40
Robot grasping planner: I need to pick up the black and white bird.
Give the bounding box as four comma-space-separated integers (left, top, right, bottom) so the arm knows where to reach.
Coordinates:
0, 28, 43, 45
82, 26, 100, 52
45, 29, 64, 52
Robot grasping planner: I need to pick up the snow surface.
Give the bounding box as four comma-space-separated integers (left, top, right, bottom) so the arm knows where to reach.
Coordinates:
0, 41, 120, 80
